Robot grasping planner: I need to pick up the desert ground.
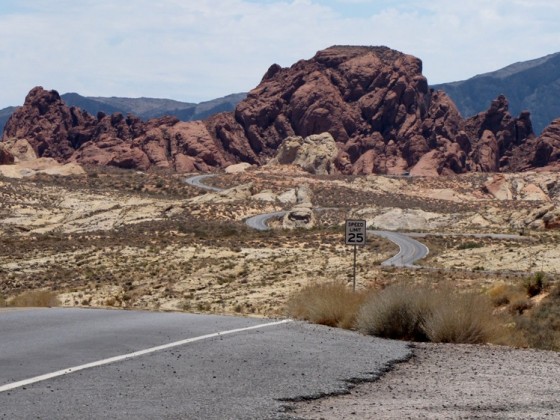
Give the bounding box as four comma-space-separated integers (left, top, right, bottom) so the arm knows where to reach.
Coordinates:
2, 161, 560, 417
1, 161, 559, 314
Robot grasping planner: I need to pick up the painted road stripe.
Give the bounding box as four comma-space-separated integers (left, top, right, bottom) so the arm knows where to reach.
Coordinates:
0, 319, 292, 393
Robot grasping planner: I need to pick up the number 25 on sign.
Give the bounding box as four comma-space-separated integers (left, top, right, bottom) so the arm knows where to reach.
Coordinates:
345, 220, 366, 245
345, 220, 366, 291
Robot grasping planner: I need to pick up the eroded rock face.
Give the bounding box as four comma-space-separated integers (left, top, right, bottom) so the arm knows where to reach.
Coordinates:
3, 87, 96, 160
268, 132, 338, 174
0, 145, 14, 165
2, 88, 244, 173
3, 46, 560, 175
531, 118, 560, 169
283, 184, 316, 229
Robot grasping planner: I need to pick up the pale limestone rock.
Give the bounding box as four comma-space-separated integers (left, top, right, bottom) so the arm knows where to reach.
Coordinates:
282, 204, 316, 229
188, 183, 254, 204
278, 189, 297, 205
0, 158, 86, 178
2, 138, 37, 162
268, 133, 339, 175
225, 163, 253, 174
483, 175, 513, 200
282, 184, 315, 229
251, 190, 277, 202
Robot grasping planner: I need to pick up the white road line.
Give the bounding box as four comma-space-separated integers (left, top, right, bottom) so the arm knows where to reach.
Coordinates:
0, 319, 292, 393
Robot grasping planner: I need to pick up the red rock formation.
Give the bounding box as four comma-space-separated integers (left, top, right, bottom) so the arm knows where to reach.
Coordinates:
217, 46, 471, 174
0, 146, 14, 165
531, 118, 560, 169
3, 87, 96, 160
2, 46, 559, 175
464, 95, 536, 171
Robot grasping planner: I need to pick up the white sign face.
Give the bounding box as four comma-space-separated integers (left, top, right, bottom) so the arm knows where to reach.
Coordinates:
345, 219, 367, 246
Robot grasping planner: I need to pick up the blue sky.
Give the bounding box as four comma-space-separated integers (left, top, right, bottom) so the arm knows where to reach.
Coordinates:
1, 0, 559, 108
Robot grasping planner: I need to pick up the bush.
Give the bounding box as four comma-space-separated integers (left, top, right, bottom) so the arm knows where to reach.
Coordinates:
8, 290, 60, 307
421, 292, 497, 344
515, 282, 560, 351
356, 284, 432, 341
524, 272, 546, 297
287, 282, 368, 329
357, 284, 503, 344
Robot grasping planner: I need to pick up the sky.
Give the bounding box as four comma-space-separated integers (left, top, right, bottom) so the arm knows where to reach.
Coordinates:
1, 0, 559, 108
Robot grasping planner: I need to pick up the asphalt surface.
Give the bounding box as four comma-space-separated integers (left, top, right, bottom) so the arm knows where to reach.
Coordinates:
245, 211, 287, 231
0, 308, 410, 419
184, 174, 432, 261
184, 174, 223, 192
370, 230, 430, 267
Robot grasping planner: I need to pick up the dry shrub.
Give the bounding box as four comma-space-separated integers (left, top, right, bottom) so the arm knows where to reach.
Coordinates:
9, 290, 60, 307
357, 284, 504, 345
524, 271, 546, 297
286, 282, 368, 329
515, 282, 560, 351
421, 292, 498, 344
487, 282, 513, 306
356, 284, 432, 341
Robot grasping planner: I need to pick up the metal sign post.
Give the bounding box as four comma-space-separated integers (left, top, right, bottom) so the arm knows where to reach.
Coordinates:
345, 219, 366, 291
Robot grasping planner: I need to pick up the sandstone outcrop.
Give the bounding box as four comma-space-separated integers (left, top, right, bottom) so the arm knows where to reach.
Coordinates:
268, 133, 338, 174
3, 46, 560, 175
2, 138, 38, 162
283, 185, 316, 229
0, 145, 14, 165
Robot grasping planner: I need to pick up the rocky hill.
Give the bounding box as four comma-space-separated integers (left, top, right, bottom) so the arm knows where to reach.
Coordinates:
2, 46, 560, 175
0, 93, 246, 134
433, 52, 560, 135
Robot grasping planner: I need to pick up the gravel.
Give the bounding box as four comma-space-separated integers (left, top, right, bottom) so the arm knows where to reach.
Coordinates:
291, 342, 560, 419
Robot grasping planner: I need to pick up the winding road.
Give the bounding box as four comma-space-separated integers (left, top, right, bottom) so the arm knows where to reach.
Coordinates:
185, 174, 430, 267
184, 173, 223, 192
371, 230, 430, 267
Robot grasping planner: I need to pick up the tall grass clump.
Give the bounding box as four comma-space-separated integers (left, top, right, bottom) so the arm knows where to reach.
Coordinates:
357, 284, 503, 344
8, 290, 60, 307
421, 291, 498, 344
356, 284, 432, 341
286, 282, 368, 329
515, 282, 560, 351
523, 271, 546, 297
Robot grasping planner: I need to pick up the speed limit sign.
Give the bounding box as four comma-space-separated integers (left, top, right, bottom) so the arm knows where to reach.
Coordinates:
345, 219, 367, 245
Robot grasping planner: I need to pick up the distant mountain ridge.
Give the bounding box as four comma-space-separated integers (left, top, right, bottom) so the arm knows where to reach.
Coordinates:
0, 92, 247, 133
432, 52, 560, 134
62, 92, 247, 121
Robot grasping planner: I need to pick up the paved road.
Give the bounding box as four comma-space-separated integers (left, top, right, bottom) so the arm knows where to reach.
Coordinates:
184, 175, 433, 259
184, 174, 223, 192
371, 230, 430, 267
0, 308, 410, 419
245, 211, 287, 231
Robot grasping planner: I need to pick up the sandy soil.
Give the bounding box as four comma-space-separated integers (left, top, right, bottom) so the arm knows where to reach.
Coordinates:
291, 342, 560, 419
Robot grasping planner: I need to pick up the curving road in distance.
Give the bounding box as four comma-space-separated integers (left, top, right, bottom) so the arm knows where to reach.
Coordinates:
370, 230, 430, 267
184, 174, 223, 192
185, 174, 430, 266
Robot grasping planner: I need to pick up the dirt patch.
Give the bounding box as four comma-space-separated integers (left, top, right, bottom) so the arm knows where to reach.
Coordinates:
291, 342, 560, 419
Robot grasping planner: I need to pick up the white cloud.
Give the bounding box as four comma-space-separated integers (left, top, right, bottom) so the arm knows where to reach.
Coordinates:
0, 0, 558, 108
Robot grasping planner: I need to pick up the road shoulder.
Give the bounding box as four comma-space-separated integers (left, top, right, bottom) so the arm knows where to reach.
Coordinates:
291, 342, 560, 419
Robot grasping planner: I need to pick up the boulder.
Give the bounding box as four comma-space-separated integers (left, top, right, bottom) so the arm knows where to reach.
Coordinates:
268, 133, 339, 175
282, 203, 316, 229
